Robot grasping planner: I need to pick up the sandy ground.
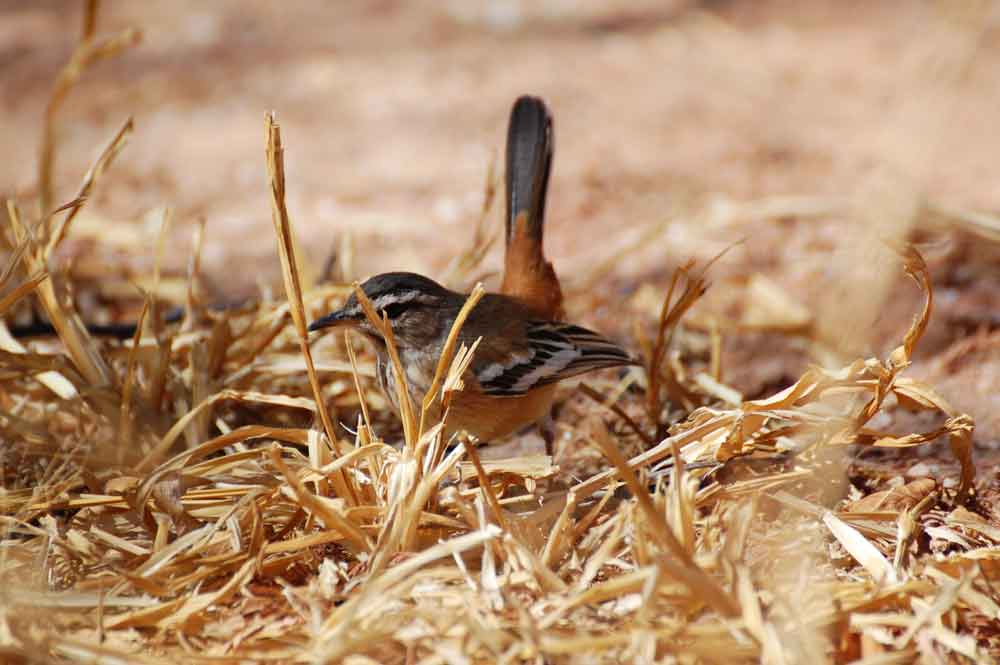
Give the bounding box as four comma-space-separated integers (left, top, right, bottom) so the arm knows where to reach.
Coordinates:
2, 1, 999, 444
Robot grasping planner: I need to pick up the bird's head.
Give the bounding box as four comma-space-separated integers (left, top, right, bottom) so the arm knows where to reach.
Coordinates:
308, 272, 456, 348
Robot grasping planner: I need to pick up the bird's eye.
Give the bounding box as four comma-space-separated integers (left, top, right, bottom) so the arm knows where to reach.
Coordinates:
381, 302, 409, 320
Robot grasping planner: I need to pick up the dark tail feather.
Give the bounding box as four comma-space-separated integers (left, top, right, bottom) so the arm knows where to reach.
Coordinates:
505, 96, 553, 245
501, 95, 563, 319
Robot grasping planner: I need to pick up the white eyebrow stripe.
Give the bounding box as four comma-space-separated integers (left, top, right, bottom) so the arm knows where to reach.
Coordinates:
371, 290, 421, 310
372, 289, 437, 309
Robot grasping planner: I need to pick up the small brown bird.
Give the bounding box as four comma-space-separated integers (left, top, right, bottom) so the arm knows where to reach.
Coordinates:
309, 96, 635, 446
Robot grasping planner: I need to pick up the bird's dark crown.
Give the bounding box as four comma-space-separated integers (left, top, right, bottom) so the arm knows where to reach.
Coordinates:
308, 272, 455, 332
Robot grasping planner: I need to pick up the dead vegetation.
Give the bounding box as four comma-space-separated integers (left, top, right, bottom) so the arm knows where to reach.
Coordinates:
1, 4, 999, 664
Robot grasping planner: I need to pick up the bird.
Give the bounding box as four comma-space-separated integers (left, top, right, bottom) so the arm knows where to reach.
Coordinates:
308, 96, 636, 448
308, 271, 635, 443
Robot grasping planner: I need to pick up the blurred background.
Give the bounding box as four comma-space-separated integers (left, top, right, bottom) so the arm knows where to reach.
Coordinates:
2, 0, 998, 440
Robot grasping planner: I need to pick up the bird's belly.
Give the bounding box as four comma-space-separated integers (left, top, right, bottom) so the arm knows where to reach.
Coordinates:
376, 355, 428, 414
377, 355, 557, 443
446, 383, 557, 442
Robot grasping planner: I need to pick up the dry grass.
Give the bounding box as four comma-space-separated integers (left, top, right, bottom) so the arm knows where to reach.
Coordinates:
1, 6, 998, 665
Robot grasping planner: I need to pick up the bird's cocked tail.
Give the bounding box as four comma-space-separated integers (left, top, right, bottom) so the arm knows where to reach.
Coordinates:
501, 95, 564, 320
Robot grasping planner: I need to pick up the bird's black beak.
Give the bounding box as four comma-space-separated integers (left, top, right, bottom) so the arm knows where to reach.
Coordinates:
308, 309, 352, 332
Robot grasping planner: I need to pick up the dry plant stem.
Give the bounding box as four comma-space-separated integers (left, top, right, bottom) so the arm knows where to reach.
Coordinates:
428, 338, 481, 474
647, 262, 708, 439
148, 336, 172, 413
893, 491, 936, 575
150, 208, 171, 338
6, 200, 111, 386
369, 444, 470, 574
117, 300, 149, 463
352, 286, 417, 448
417, 283, 485, 440
947, 416, 975, 504
895, 246, 932, 366
2, 115, 129, 391
44, 118, 133, 258
668, 437, 695, 552
133, 424, 312, 517
460, 438, 510, 533
0, 272, 49, 319
864, 247, 973, 500
927, 201, 1000, 242
313, 526, 500, 658
39, 24, 140, 220
264, 112, 357, 506
569, 479, 617, 543
341, 344, 381, 510
183, 218, 207, 332
344, 332, 372, 433
647, 266, 684, 422
709, 318, 722, 381
138, 389, 318, 471
579, 382, 653, 447
267, 446, 372, 553
0, 323, 77, 399
591, 427, 739, 617
231, 310, 290, 366
82, 0, 100, 40
541, 490, 578, 568
573, 415, 731, 501
0, 214, 38, 285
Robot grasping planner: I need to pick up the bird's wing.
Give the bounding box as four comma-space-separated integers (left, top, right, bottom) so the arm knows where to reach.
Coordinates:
473, 321, 636, 396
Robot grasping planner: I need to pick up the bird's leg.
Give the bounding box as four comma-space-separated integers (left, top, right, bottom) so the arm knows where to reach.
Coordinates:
540, 412, 557, 459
